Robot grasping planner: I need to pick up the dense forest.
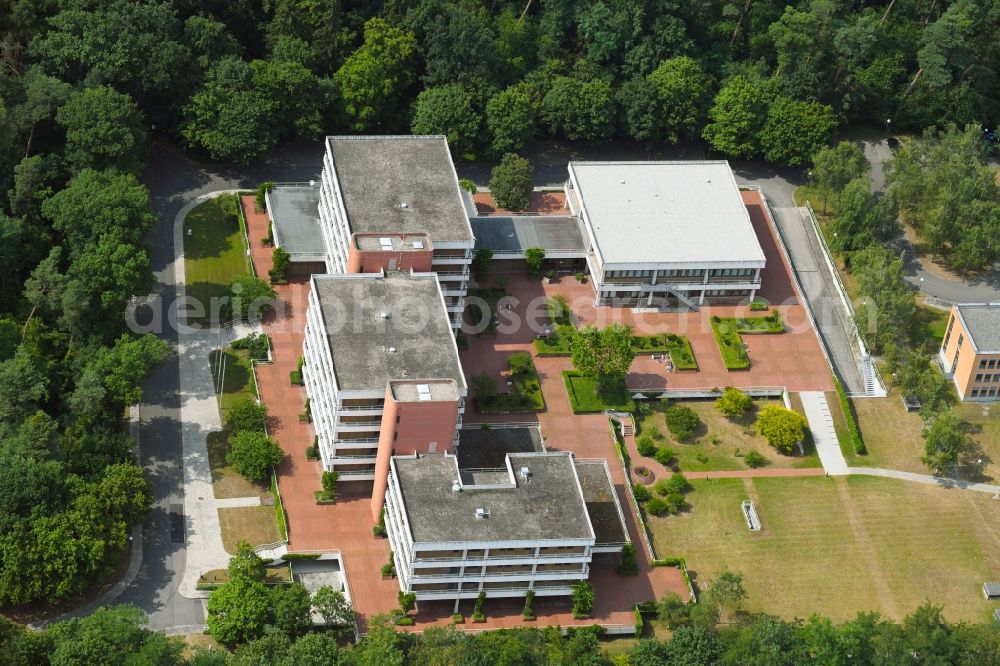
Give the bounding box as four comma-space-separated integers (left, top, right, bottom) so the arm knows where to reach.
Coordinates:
0, 0, 999, 624
4, 599, 1000, 665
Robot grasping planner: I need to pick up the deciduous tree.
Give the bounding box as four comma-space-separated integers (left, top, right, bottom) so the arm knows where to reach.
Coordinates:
756, 404, 807, 454
570, 324, 635, 392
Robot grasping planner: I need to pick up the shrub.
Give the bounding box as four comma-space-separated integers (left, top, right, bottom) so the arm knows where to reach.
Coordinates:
647, 426, 664, 440
633, 484, 651, 502
835, 377, 866, 454
665, 405, 699, 441
268, 247, 290, 284
305, 446, 319, 461
522, 590, 535, 618
508, 351, 534, 376
646, 497, 669, 516
398, 591, 416, 614
663, 492, 688, 514
749, 299, 768, 311
395, 615, 414, 626
458, 178, 477, 194
744, 450, 767, 468
231, 333, 270, 360
576, 272, 587, 283
472, 248, 493, 277
320, 470, 338, 500
451, 613, 464, 623
489, 153, 533, 210
225, 398, 267, 434
473, 591, 486, 622
716, 387, 752, 418
525, 247, 545, 277
547, 295, 572, 326
373, 508, 387, 538
656, 471, 691, 496
381, 552, 396, 577
227, 431, 283, 483
757, 404, 808, 454
230, 275, 277, 321
255, 181, 274, 210
618, 542, 638, 576
654, 447, 676, 467
571, 581, 594, 619
636, 435, 657, 457
658, 592, 691, 628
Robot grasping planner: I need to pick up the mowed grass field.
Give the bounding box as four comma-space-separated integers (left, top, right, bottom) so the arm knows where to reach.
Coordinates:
848, 388, 1000, 480
649, 475, 1000, 622
183, 195, 250, 326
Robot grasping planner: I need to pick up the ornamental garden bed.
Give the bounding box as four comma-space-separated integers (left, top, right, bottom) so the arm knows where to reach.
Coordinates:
477, 352, 546, 413
710, 310, 783, 370
563, 372, 635, 414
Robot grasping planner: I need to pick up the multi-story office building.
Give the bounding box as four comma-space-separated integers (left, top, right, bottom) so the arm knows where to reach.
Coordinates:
383, 450, 628, 610
939, 303, 1000, 401
317, 136, 474, 329
565, 161, 766, 307
302, 271, 467, 506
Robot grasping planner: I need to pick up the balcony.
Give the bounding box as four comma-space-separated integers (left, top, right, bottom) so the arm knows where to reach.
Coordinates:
334, 421, 381, 433
333, 438, 381, 450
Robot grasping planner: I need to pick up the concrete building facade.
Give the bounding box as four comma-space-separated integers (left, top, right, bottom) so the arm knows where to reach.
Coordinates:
302, 272, 467, 493
565, 161, 766, 308
383, 451, 628, 609
939, 303, 1000, 401
317, 136, 474, 329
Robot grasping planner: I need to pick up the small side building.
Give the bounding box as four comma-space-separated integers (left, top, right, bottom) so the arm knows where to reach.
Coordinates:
383, 448, 629, 611
939, 303, 1000, 401
264, 183, 326, 276
565, 161, 766, 308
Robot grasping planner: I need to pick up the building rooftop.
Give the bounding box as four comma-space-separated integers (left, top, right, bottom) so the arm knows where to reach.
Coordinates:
568, 161, 766, 267
326, 136, 474, 242
392, 452, 595, 544
956, 303, 1000, 353
267, 184, 324, 257
354, 232, 432, 253
312, 272, 465, 392
574, 461, 628, 546
471, 216, 585, 254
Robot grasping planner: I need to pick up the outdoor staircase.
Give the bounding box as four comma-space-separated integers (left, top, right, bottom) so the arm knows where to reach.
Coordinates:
861, 355, 887, 397
254, 542, 288, 561
665, 286, 699, 312
606, 411, 634, 436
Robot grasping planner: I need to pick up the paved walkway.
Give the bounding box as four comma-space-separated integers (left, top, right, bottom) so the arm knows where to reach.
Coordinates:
847, 467, 1000, 494
799, 391, 849, 476
683, 468, 825, 479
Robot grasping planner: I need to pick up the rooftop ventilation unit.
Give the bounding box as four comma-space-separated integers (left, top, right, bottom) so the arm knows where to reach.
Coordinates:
412, 240, 424, 249
520, 466, 530, 482
399, 202, 409, 209
416, 384, 432, 401
475, 508, 490, 519
451, 480, 461, 493
380, 311, 390, 319
379, 237, 394, 250
388, 346, 396, 353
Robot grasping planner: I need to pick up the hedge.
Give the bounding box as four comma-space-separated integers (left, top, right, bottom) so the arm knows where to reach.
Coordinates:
835, 377, 866, 454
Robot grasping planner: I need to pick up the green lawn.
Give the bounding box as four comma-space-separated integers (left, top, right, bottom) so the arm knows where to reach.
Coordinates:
206, 348, 266, 499
563, 372, 635, 413
208, 348, 257, 418
535, 326, 697, 370
183, 195, 251, 326
534, 324, 577, 356
636, 399, 820, 471
909, 302, 951, 349
649, 475, 1000, 622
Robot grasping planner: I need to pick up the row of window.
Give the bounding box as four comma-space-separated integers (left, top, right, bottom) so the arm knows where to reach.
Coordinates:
604, 267, 756, 279
979, 358, 999, 369
971, 388, 998, 398
974, 373, 1000, 384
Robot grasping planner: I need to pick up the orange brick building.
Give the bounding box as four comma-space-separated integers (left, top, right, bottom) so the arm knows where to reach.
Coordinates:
938, 303, 1000, 401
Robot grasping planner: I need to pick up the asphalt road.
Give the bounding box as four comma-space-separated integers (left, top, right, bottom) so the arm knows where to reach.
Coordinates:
118, 141, 323, 631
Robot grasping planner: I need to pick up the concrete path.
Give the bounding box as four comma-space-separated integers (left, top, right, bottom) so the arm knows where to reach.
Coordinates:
172, 192, 249, 599
799, 391, 849, 476
847, 467, 1000, 495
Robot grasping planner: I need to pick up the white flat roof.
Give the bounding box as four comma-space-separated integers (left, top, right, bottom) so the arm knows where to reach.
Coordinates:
569, 161, 766, 267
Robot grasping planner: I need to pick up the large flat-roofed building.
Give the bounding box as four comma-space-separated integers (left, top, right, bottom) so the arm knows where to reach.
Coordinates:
939, 303, 1000, 401
383, 449, 628, 610
302, 271, 467, 513
317, 136, 474, 329
566, 161, 766, 307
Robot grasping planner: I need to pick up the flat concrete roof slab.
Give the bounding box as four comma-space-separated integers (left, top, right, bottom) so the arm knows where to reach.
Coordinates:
569, 161, 766, 267
268, 185, 323, 256
394, 452, 594, 544
313, 273, 465, 392
327, 136, 473, 242
471, 216, 585, 254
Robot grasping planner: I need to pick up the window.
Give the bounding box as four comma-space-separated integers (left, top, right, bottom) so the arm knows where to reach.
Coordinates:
976, 374, 984, 382
972, 390, 979, 397
990, 359, 997, 369
981, 359, 988, 369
